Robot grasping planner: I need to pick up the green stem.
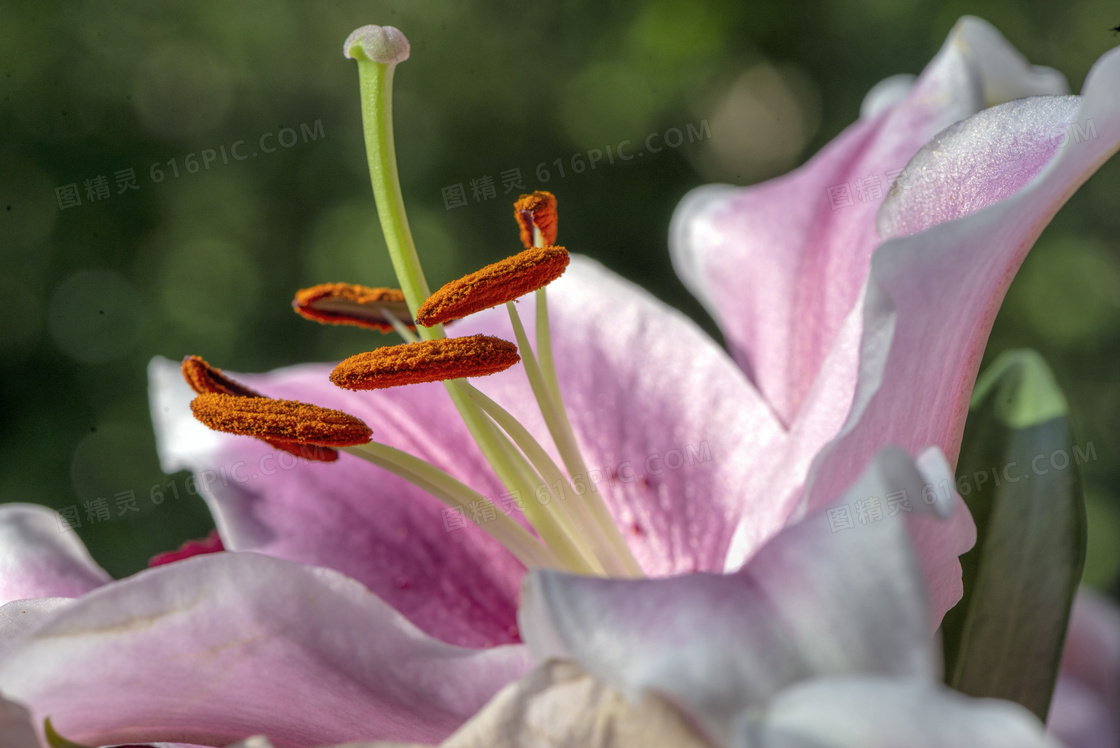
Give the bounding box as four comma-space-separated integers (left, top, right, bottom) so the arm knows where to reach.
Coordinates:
354, 58, 437, 333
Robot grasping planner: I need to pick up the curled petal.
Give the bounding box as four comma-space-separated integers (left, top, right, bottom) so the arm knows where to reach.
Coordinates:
670, 16, 1068, 428
0, 505, 110, 606
520, 448, 938, 747
0, 552, 532, 747
801, 44, 1120, 624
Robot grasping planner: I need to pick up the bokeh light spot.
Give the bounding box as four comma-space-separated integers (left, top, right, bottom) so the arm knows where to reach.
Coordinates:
48, 269, 143, 364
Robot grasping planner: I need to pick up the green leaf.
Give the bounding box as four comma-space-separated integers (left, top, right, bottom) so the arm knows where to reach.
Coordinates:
43, 718, 94, 748
941, 350, 1087, 722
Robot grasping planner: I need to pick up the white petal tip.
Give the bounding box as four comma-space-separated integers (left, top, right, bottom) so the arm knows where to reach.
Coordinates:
916, 446, 956, 519
147, 355, 225, 474
861, 74, 917, 119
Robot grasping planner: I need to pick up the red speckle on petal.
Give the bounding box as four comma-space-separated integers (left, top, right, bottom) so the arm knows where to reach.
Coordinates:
147, 529, 225, 568
630, 521, 645, 536
395, 576, 412, 590
507, 624, 520, 640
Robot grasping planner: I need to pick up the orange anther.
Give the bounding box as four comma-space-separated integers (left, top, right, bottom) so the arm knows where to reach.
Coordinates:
182, 356, 263, 398
330, 335, 520, 390
514, 191, 558, 248
190, 393, 373, 447
293, 283, 415, 332
182, 356, 341, 461
416, 246, 569, 326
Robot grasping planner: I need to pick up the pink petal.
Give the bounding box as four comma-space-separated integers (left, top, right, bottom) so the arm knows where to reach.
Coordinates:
1048, 589, 1120, 748
1049, 676, 1118, 748
519, 448, 939, 747
754, 676, 1059, 747
0, 598, 72, 657
0, 552, 532, 748
670, 17, 1067, 427
1059, 589, 1120, 706
0, 692, 39, 748
0, 504, 110, 605
802, 46, 1120, 622
455, 257, 788, 577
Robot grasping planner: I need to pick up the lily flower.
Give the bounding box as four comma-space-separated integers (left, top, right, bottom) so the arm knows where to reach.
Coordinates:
2, 16, 1119, 748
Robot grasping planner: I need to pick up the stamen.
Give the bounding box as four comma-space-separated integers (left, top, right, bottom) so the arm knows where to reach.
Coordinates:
330, 335, 520, 390
505, 303, 644, 576
182, 356, 341, 462
415, 246, 569, 327
514, 191, 558, 248
344, 441, 561, 570
453, 379, 621, 574
383, 308, 421, 343
293, 283, 415, 333
190, 393, 373, 446
182, 355, 262, 398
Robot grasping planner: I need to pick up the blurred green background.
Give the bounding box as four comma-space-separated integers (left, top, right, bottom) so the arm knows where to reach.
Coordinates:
1, 0, 1118, 605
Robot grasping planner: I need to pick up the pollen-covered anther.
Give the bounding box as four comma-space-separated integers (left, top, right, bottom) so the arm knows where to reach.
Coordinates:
182, 356, 341, 461
330, 335, 520, 390
514, 190, 558, 248
415, 246, 569, 327
182, 355, 263, 397
293, 283, 415, 332
190, 393, 373, 447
